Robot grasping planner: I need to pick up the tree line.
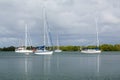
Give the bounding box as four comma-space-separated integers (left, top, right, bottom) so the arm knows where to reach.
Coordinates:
0, 44, 120, 51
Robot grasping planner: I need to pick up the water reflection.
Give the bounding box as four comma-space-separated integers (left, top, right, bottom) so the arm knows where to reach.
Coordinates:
23, 54, 52, 80
1, 52, 120, 80
51, 54, 101, 79
43, 55, 51, 80
97, 54, 100, 73
25, 55, 28, 80
78, 54, 101, 77
56, 55, 60, 73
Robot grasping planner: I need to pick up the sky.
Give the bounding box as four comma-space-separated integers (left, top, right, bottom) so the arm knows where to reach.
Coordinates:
0, 0, 120, 47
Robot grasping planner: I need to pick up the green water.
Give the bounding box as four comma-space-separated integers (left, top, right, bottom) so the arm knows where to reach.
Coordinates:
0, 51, 120, 80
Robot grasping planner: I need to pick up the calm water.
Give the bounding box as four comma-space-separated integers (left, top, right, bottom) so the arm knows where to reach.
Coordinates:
0, 51, 120, 80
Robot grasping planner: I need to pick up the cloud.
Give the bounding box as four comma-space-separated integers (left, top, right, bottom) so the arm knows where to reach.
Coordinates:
101, 11, 120, 24
0, 0, 120, 47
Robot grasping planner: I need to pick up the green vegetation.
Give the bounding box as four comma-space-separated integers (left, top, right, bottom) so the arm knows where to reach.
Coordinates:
0, 44, 120, 51
1, 46, 15, 51
100, 44, 120, 51
59, 46, 80, 51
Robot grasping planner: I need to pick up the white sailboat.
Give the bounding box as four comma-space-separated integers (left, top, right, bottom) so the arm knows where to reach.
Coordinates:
15, 24, 33, 53
34, 7, 53, 55
54, 34, 62, 52
81, 49, 101, 53
81, 17, 101, 53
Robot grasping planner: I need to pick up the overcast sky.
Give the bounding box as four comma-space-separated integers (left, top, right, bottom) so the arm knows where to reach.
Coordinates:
0, 0, 120, 47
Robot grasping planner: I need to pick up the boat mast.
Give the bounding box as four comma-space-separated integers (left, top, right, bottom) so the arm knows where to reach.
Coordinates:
25, 24, 28, 50
95, 17, 99, 47
43, 7, 46, 51
56, 34, 59, 50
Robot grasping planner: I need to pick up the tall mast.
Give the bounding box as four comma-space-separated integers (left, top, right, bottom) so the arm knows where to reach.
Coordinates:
56, 34, 59, 50
25, 24, 28, 49
43, 7, 46, 50
95, 17, 99, 47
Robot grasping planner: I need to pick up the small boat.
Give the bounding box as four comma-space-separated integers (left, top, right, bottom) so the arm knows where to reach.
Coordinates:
54, 49, 62, 52
15, 47, 33, 53
81, 17, 101, 54
15, 24, 33, 53
34, 46, 53, 55
81, 49, 101, 53
54, 34, 62, 52
34, 7, 53, 55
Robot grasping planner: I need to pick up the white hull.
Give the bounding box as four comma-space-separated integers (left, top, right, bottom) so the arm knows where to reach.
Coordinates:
34, 51, 53, 55
54, 49, 62, 52
15, 50, 33, 53
81, 49, 101, 54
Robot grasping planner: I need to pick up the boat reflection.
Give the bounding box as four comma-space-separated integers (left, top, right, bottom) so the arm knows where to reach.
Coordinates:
43, 55, 51, 80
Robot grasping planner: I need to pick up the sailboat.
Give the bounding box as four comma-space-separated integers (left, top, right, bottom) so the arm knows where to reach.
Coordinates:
15, 24, 33, 53
54, 34, 62, 52
81, 17, 101, 53
34, 7, 53, 55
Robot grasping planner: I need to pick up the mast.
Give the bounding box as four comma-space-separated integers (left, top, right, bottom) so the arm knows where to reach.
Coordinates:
95, 17, 99, 47
43, 7, 46, 51
56, 34, 59, 50
25, 24, 28, 50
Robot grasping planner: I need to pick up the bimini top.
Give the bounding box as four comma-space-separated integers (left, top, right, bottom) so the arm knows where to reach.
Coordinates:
36, 46, 45, 50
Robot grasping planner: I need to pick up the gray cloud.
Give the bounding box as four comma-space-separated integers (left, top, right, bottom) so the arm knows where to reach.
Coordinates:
0, 0, 120, 47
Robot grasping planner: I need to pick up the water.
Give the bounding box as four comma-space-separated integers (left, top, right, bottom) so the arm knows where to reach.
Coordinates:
0, 51, 120, 80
